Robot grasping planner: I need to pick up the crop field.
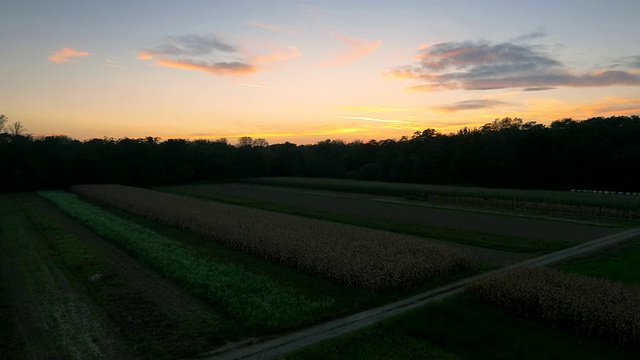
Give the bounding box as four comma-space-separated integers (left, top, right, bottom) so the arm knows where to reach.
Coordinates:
71, 184, 474, 291
467, 267, 640, 346
164, 183, 616, 255
2, 179, 638, 359
245, 177, 640, 222
282, 233, 640, 359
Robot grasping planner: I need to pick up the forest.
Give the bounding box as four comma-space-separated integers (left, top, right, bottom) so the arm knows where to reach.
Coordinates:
1, 115, 638, 192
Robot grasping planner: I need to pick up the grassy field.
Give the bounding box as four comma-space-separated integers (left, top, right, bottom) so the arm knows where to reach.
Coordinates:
244, 177, 640, 222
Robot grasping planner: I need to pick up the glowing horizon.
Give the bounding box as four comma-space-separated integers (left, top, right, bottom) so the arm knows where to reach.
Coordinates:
2, 1, 639, 145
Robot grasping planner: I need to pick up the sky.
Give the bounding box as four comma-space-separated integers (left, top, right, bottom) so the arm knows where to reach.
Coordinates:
1, 0, 640, 145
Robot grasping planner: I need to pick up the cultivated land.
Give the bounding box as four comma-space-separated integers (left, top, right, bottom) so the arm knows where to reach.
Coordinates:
2, 178, 639, 359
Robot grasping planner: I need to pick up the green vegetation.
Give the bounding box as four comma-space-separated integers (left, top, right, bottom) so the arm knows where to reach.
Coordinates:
160, 186, 563, 253
244, 177, 640, 222
282, 294, 640, 360
40, 191, 331, 329
556, 238, 640, 285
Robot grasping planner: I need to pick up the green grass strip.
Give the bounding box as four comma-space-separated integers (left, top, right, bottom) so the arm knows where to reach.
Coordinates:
39, 191, 332, 330
556, 239, 640, 285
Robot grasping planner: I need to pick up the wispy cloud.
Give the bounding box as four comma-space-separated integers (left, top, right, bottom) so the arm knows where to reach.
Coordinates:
431, 99, 508, 113
48, 47, 91, 63
511, 31, 547, 43
340, 106, 419, 113
523, 87, 556, 91
247, 20, 297, 33
236, 82, 286, 91
155, 59, 258, 76
390, 40, 640, 91
144, 34, 236, 57
320, 33, 380, 67
525, 97, 640, 121
341, 116, 418, 124
139, 33, 299, 77
105, 59, 124, 68
252, 46, 300, 64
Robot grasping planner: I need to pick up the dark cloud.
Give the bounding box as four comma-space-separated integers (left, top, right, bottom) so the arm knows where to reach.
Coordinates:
392, 40, 640, 91
621, 55, 640, 69
145, 34, 236, 57
432, 99, 508, 113
139, 33, 300, 77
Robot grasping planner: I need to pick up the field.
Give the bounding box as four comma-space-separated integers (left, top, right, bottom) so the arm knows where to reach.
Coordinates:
2, 178, 639, 359
244, 177, 640, 222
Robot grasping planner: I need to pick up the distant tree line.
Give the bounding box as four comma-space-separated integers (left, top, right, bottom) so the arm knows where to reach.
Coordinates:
1, 115, 639, 192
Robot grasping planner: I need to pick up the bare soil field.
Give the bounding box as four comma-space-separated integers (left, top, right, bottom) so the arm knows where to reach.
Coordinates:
175, 183, 615, 243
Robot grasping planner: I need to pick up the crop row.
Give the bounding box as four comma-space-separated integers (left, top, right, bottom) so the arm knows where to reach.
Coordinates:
420, 195, 639, 220
71, 184, 474, 292
245, 177, 640, 218
466, 267, 640, 346
39, 191, 330, 329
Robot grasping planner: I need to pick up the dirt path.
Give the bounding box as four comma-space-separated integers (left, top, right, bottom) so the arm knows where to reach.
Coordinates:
201, 227, 640, 360
0, 195, 130, 359
178, 183, 615, 243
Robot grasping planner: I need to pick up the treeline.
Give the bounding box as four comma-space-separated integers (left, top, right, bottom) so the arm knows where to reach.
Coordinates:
1, 115, 639, 192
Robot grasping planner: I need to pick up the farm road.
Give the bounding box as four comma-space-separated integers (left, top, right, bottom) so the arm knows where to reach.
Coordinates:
178, 183, 614, 242
201, 226, 640, 360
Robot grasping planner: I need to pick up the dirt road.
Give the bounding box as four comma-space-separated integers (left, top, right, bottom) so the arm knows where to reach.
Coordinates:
202, 227, 640, 360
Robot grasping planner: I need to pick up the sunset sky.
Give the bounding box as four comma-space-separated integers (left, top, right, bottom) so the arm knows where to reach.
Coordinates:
2, 0, 639, 144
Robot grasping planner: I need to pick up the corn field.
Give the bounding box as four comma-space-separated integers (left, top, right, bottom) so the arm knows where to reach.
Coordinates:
72, 184, 474, 292
466, 267, 640, 346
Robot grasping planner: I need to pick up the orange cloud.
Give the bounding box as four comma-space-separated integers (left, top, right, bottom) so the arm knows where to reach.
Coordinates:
155, 59, 259, 76
48, 47, 91, 63
320, 33, 380, 67
137, 51, 153, 60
